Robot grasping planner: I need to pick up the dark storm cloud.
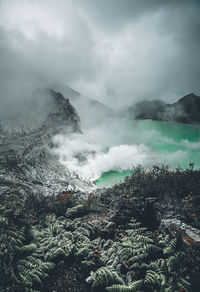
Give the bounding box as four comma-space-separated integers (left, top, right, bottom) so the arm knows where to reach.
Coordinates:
0, 0, 200, 113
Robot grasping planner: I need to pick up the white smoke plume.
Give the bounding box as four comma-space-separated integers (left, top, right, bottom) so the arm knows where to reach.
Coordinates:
52, 117, 192, 181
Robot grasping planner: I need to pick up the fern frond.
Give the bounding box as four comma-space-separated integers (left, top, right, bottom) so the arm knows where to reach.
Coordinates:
87, 267, 124, 292
167, 252, 185, 272
65, 205, 84, 218
144, 269, 161, 287
163, 238, 177, 255
20, 243, 37, 254
106, 279, 143, 291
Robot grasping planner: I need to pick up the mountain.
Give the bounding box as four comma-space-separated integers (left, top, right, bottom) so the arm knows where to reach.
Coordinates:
128, 93, 200, 124
176, 93, 200, 123
45, 89, 80, 134
0, 88, 95, 201
0, 84, 117, 202
52, 84, 116, 129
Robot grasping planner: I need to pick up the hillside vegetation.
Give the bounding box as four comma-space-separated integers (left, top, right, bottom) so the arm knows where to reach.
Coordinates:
1, 166, 200, 292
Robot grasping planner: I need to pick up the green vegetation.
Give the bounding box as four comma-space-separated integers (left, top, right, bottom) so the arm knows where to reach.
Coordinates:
101, 165, 200, 228
1, 166, 200, 291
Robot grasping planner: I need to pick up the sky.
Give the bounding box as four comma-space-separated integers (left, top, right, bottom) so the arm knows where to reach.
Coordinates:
0, 0, 200, 112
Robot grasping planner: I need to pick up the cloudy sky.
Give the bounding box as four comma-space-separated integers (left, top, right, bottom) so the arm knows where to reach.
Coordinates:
0, 0, 200, 110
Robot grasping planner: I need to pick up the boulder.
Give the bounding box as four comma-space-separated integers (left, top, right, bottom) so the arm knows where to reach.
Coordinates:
161, 218, 200, 246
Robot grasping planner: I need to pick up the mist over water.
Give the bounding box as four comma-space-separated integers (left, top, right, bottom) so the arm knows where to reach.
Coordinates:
52, 118, 200, 187
0, 0, 199, 190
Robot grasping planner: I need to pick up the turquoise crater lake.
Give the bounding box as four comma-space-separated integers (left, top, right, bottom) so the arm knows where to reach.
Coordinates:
96, 120, 200, 188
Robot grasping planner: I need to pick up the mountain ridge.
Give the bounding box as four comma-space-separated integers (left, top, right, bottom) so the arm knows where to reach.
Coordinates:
128, 93, 200, 124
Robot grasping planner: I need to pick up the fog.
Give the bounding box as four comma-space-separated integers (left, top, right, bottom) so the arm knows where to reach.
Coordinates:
0, 0, 200, 180
1, 0, 200, 113
52, 117, 192, 181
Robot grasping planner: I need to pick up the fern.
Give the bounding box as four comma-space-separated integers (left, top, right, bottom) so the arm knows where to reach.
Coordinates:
144, 269, 161, 287
106, 279, 143, 291
178, 276, 191, 291
17, 257, 54, 288
102, 221, 116, 234
65, 204, 84, 218
163, 238, 177, 255
87, 267, 124, 292
20, 243, 37, 254
167, 252, 185, 272
81, 260, 95, 267
0, 191, 192, 292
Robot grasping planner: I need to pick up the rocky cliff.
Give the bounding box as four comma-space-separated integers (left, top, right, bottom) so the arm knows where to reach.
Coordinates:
0, 89, 94, 202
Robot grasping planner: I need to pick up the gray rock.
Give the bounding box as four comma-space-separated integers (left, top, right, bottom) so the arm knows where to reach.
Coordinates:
0, 89, 95, 202
161, 218, 200, 246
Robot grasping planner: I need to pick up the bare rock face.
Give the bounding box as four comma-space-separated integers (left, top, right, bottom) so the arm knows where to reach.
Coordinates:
45, 89, 81, 134
0, 89, 94, 202
161, 218, 200, 246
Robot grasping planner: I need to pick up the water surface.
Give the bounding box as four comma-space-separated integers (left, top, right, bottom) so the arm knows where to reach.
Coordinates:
96, 120, 200, 188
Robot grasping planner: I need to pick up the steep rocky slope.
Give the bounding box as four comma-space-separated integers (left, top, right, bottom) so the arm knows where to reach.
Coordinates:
0, 89, 94, 200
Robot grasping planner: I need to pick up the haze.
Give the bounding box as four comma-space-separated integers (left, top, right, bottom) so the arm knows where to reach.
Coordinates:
0, 0, 200, 115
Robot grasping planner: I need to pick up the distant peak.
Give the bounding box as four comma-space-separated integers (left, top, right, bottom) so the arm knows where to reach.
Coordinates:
181, 93, 199, 99
177, 93, 200, 104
